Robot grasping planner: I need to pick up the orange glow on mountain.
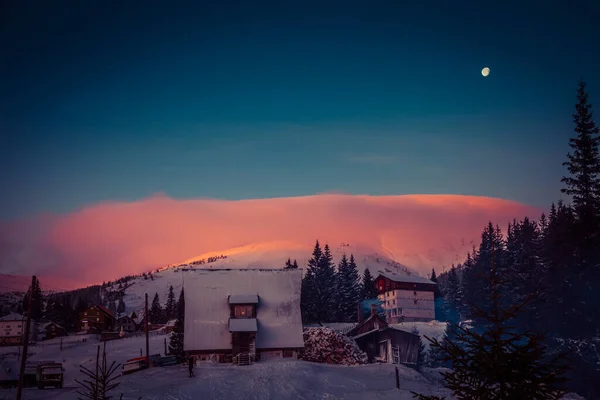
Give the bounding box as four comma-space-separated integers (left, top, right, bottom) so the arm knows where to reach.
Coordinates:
0, 194, 541, 289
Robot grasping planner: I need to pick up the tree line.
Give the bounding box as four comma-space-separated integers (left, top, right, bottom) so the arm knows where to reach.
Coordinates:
429, 81, 600, 399
300, 240, 377, 323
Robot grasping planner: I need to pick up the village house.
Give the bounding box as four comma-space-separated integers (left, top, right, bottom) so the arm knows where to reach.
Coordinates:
38, 322, 66, 340
346, 304, 421, 365
116, 315, 137, 333
0, 313, 37, 346
184, 269, 304, 365
78, 306, 116, 334
374, 272, 436, 323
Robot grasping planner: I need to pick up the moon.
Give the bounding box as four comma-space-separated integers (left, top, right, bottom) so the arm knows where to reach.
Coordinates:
481, 67, 490, 77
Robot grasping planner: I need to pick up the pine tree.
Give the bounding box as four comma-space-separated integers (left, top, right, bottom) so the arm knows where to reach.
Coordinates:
317, 244, 338, 322
292, 259, 299, 269
169, 288, 185, 362
444, 265, 460, 322
561, 80, 600, 219
361, 268, 377, 300
430, 268, 446, 321
150, 293, 163, 324
22, 277, 44, 321
336, 254, 361, 322
165, 285, 176, 321
116, 298, 125, 317
412, 260, 570, 400
284, 258, 293, 269
301, 240, 322, 323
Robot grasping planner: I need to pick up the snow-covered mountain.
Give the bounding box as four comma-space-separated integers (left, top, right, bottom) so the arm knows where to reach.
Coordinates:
102, 240, 426, 318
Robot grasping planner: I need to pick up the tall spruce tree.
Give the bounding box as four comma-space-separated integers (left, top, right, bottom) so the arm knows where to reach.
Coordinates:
445, 264, 461, 322
301, 240, 322, 323
318, 244, 338, 322
361, 268, 377, 300
165, 285, 176, 321
22, 277, 44, 321
169, 288, 185, 362
336, 253, 361, 322
561, 80, 600, 219
284, 258, 293, 269
150, 293, 164, 324
412, 262, 570, 400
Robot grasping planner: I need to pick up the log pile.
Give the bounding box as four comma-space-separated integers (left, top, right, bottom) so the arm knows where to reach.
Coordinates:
298, 327, 368, 365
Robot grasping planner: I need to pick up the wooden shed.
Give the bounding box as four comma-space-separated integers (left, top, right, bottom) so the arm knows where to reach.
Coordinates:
346, 305, 420, 365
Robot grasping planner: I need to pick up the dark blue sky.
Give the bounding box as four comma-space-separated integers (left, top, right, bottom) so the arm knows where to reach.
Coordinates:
1, 0, 599, 219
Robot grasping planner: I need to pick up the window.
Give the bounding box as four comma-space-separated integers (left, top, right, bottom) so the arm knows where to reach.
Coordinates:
282, 350, 294, 358
233, 305, 254, 318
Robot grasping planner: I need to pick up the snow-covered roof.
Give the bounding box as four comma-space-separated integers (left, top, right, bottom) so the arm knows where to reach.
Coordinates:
229, 318, 258, 332
39, 322, 64, 331
229, 294, 259, 304
376, 271, 435, 285
184, 269, 304, 351
0, 313, 25, 322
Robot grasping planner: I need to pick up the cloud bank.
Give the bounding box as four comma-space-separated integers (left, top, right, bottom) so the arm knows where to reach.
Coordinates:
0, 194, 541, 289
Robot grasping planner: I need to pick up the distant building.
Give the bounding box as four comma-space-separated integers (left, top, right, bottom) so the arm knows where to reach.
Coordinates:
38, 322, 66, 340
374, 272, 436, 323
116, 316, 137, 333
184, 269, 304, 365
0, 313, 37, 346
78, 306, 116, 334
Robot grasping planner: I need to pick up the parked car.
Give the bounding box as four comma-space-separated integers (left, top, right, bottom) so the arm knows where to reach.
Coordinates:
37, 363, 64, 389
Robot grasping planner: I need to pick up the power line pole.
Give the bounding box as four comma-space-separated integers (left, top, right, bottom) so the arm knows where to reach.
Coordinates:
16, 276, 35, 400
145, 293, 150, 368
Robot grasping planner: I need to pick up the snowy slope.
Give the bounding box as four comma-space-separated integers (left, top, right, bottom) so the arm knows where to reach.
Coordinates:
104, 241, 429, 318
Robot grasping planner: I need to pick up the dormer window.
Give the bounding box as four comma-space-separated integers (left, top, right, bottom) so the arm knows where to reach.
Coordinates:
229, 294, 259, 319
233, 305, 255, 318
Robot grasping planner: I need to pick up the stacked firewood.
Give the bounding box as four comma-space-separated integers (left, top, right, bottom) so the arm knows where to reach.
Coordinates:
298, 327, 368, 365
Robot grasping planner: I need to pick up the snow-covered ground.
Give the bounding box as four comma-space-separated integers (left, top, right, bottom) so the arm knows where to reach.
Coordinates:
0, 332, 452, 400
0, 329, 587, 400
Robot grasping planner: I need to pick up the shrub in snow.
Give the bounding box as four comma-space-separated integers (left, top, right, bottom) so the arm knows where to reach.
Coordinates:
298, 327, 367, 366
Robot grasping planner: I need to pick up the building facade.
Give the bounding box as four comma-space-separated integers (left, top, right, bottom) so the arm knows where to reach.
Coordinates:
0, 313, 37, 346
184, 269, 304, 365
79, 306, 116, 334
374, 272, 436, 323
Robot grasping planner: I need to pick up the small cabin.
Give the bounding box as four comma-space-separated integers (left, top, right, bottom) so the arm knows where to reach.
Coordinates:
346, 304, 420, 365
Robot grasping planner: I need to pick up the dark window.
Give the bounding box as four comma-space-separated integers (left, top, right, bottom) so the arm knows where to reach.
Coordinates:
282, 350, 294, 358
233, 305, 254, 318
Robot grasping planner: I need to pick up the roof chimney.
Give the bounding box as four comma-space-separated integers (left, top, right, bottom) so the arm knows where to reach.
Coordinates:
357, 303, 364, 323
371, 303, 378, 316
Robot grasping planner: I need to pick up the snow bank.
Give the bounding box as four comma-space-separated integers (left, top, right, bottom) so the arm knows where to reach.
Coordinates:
299, 327, 368, 365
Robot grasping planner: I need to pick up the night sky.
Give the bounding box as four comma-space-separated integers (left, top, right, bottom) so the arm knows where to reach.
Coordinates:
2, 0, 599, 219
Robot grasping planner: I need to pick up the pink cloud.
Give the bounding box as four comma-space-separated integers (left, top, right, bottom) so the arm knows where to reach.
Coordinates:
0, 194, 542, 289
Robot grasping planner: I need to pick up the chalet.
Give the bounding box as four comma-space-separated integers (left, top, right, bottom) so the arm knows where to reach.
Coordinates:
38, 322, 66, 340
184, 269, 304, 365
79, 306, 116, 334
374, 272, 436, 323
346, 304, 420, 364
116, 315, 137, 333
0, 313, 37, 346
